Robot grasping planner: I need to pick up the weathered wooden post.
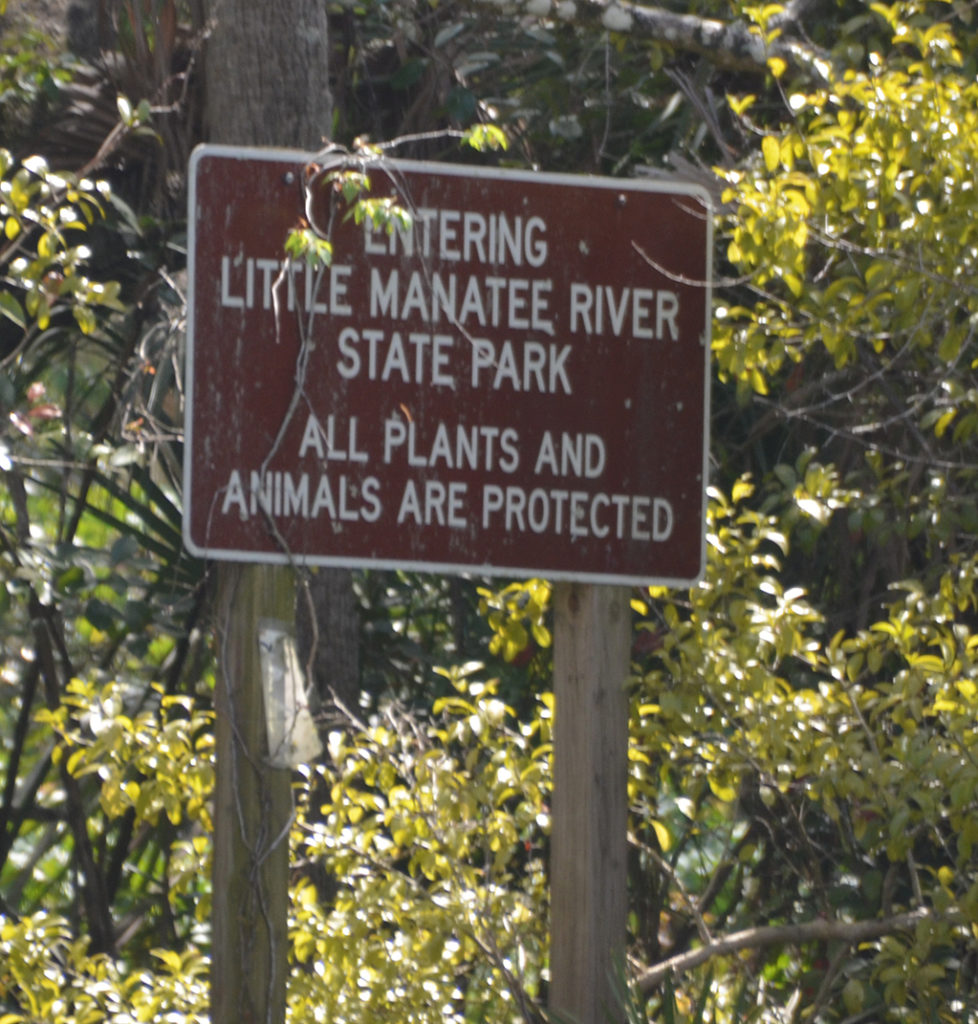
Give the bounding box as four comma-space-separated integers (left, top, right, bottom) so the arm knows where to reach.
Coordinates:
551, 582, 631, 1024
212, 565, 293, 1023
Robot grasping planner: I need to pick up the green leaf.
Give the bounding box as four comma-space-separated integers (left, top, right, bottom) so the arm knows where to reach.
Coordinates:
463, 124, 509, 152
0, 290, 25, 328
73, 304, 97, 335
650, 818, 671, 851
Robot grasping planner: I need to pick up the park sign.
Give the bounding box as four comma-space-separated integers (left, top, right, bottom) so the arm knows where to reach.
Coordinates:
184, 145, 712, 586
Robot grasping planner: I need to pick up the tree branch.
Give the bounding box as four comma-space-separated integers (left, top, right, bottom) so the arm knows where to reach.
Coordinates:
515, 0, 837, 82
637, 908, 937, 994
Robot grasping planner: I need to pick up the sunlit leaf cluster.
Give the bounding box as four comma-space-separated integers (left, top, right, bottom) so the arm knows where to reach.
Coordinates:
289, 664, 551, 1023
0, 150, 124, 336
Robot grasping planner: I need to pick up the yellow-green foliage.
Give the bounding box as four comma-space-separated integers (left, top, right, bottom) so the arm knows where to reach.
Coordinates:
0, 150, 125, 336
289, 664, 551, 1023
0, 670, 552, 1023
629, 471, 978, 1020
39, 680, 215, 834
0, 912, 209, 1023
717, 3, 978, 402
477, 579, 552, 662
0, 681, 213, 1022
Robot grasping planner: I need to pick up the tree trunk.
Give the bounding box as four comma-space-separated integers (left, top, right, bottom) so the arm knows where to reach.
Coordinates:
203, 3, 335, 1022
204, 0, 332, 149
296, 567, 361, 723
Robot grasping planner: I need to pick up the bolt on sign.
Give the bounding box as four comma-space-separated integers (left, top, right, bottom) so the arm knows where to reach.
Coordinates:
184, 145, 712, 586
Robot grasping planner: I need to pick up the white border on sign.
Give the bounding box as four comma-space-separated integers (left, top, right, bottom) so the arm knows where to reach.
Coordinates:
183, 144, 713, 588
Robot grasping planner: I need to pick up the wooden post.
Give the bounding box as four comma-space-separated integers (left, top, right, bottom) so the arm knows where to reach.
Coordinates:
550, 582, 631, 1024
202, 3, 331, 1019
212, 564, 293, 1024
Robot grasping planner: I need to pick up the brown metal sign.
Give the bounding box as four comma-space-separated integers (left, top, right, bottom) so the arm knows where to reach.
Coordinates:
184, 145, 712, 585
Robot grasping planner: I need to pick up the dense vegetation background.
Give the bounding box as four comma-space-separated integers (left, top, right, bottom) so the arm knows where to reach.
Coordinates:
3, 0, 978, 1020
